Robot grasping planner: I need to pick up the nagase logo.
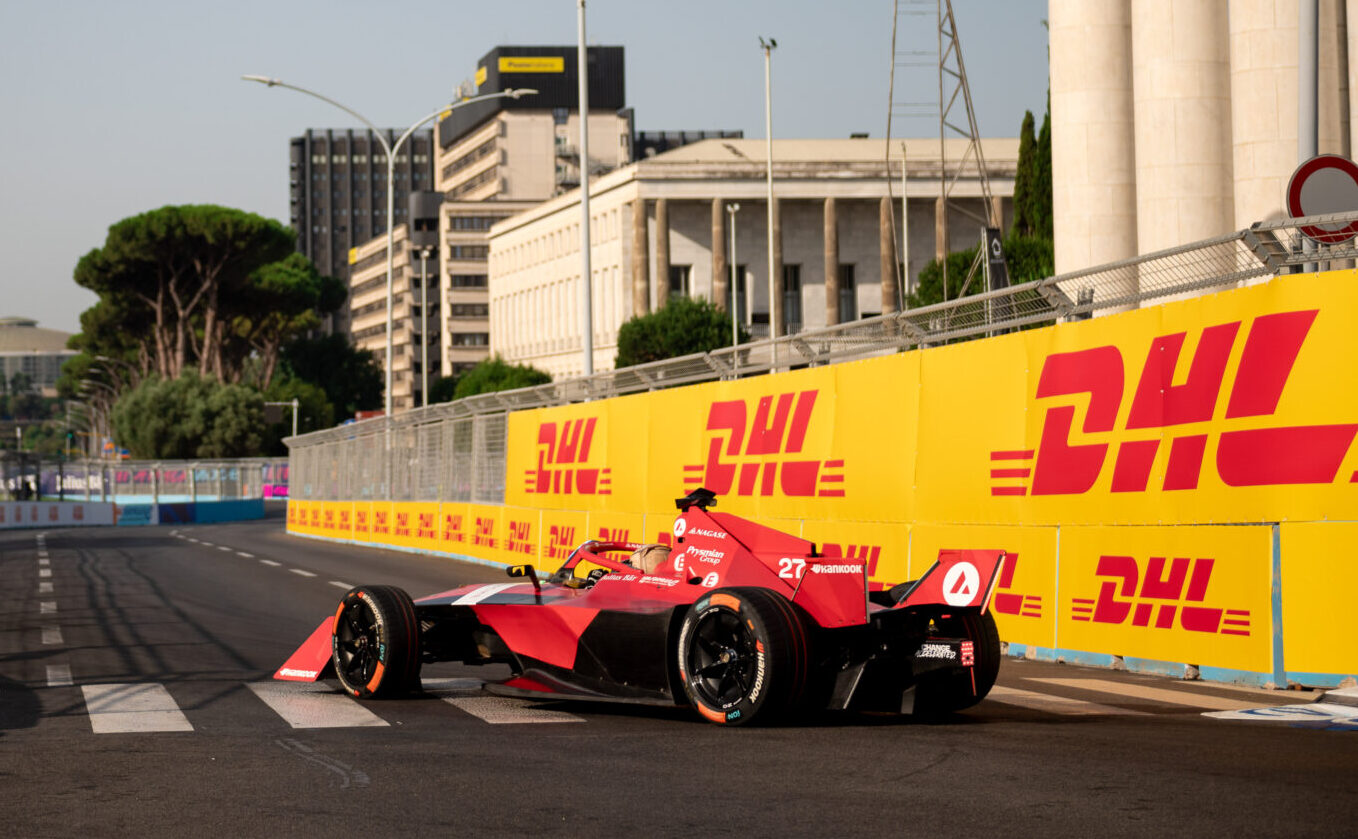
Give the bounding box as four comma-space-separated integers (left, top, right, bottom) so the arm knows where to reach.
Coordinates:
990, 310, 1358, 496
1070, 555, 1250, 636
524, 418, 612, 496
684, 390, 844, 497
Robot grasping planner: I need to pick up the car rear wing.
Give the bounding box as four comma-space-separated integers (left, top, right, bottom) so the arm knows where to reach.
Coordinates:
894, 550, 1007, 613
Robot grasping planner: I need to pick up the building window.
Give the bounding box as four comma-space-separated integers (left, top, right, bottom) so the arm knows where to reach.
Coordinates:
449, 245, 489, 260
783, 264, 802, 333
451, 333, 490, 346
449, 274, 488, 288
668, 265, 691, 299
838, 263, 856, 323
449, 304, 489, 318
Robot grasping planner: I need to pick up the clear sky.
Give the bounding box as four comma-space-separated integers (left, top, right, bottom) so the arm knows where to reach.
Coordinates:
0, 0, 1049, 334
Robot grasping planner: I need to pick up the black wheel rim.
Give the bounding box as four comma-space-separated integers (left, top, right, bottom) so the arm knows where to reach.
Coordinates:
687, 608, 758, 709
335, 599, 379, 687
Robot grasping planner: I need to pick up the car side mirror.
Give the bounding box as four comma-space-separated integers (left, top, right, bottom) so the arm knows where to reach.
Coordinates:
506, 564, 540, 592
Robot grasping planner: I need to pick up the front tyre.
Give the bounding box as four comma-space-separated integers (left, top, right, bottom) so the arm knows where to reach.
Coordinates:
332, 585, 422, 699
677, 587, 808, 726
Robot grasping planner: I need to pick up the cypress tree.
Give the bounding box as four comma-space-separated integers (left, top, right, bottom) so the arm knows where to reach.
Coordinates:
1012, 110, 1038, 236
1035, 91, 1053, 241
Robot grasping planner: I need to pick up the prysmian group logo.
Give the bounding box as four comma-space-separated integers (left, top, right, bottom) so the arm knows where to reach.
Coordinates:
683, 390, 845, 498
989, 310, 1357, 497
524, 417, 612, 496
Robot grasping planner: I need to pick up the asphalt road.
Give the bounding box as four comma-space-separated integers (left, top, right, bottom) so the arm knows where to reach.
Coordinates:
2, 510, 1355, 837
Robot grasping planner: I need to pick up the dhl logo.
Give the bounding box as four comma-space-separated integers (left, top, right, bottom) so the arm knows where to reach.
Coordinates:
323, 509, 335, 530
991, 310, 1357, 496
989, 554, 1043, 619
415, 512, 437, 541
1070, 555, 1250, 636
597, 527, 630, 543
524, 418, 612, 496
472, 516, 496, 548
546, 525, 578, 560
286, 505, 297, 525
506, 520, 535, 556
338, 509, 352, 530
684, 390, 845, 498
355, 508, 370, 534
372, 509, 390, 536
308, 507, 321, 528
393, 512, 412, 539
441, 513, 466, 544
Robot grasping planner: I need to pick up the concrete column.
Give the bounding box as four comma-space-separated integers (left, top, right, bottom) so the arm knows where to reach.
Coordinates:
1230, 0, 1301, 227
1051, 0, 1138, 275
631, 198, 649, 316
879, 196, 899, 315
655, 198, 671, 303
770, 197, 784, 337
1349, 0, 1358, 157
824, 197, 840, 326
712, 198, 728, 312
1133, 0, 1234, 252
1326, 0, 1351, 158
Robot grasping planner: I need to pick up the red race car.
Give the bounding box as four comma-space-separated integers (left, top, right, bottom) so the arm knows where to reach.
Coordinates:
276, 489, 1007, 725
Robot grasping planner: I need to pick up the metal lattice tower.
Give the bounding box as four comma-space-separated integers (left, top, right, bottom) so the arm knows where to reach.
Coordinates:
886, 0, 999, 300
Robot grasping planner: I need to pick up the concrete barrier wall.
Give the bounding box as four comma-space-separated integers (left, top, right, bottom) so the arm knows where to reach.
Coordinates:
0, 498, 265, 530
289, 269, 1358, 688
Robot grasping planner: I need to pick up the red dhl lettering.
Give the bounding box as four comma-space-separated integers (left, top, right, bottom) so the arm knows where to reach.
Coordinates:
355, 510, 370, 533
338, 509, 351, 528
441, 514, 466, 543
416, 512, 437, 541
506, 520, 534, 555
596, 527, 629, 544
822, 543, 888, 592
991, 310, 1358, 497
988, 553, 1043, 619
1070, 554, 1250, 636
393, 511, 412, 538
524, 418, 612, 496
473, 516, 496, 548
547, 525, 577, 560
309, 507, 320, 527
683, 390, 845, 498
372, 511, 390, 535
323, 509, 335, 530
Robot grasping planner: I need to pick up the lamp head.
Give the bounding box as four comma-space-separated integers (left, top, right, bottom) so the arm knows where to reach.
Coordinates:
241, 74, 282, 87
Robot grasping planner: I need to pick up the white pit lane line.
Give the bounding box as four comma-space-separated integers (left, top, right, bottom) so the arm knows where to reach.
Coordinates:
329, 581, 354, 590
422, 678, 584, 724
41, 627, 63, 646
81, 683, 193, 734
217, 546, 232, 552
289, 569, 317, 578
248, 682, 388, 729
260, 560, 281, 567
47, 664, 73, 688
236, 551, 254, 558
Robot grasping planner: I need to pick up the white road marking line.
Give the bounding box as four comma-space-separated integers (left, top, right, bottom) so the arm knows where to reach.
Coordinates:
81, 683, 194, 733
1026, 678, 1266, 711
38, 568, 51, 578
39, 601, 57, 615
37, 552, 48, 560
1204, 703, 1358, 725
217, 546, 232, 552
38, 558, 49, 566
187, 538, 200, 543
329, 581, 354, 590
38, 582, 53, 594
236, 551, 254, 558
47, 664, 73, 687
247, 682, 389, 729
988, 685, 1149, 716
289, 569, 317, 578
42, 626, 63, 645
260, 560, 281, 567
422, 679, 583, 724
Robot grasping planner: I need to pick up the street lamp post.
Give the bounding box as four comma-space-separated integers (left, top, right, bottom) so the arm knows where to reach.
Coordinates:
726, 203, 740, 348
759, 37, 778, 367
242, 76, 534, 417
418, 245, 434, 406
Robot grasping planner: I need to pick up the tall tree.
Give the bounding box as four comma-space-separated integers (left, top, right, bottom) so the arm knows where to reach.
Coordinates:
1011, 110, 1038, 237
111, 372, 264, 459
615, 296, 747, 368
453, 356, 551, 400
225, 254, 346, 389
1035, 92, 1053, 242
280, 334, 383, 420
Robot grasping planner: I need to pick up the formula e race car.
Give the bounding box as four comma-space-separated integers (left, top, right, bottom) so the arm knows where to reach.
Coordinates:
275, 489, 1007, 725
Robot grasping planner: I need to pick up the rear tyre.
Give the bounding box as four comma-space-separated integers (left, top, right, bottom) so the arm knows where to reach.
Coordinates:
677, 587, 808, 726
914, 611, 1000, 716
332, 585, 422, 698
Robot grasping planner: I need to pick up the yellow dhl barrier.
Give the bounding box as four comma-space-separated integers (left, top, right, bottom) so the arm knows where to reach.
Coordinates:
290, 270, 1358, 684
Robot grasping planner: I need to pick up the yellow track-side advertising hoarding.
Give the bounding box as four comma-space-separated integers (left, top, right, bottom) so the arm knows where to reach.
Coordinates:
1280, 522, 1358, 676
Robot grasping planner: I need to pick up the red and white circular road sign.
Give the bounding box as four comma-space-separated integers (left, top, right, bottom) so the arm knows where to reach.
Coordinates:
1286, 154, 1358, 244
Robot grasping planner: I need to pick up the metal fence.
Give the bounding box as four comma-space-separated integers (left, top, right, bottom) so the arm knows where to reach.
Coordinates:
1, 455, 290, 503
286, 211, 1358, 503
